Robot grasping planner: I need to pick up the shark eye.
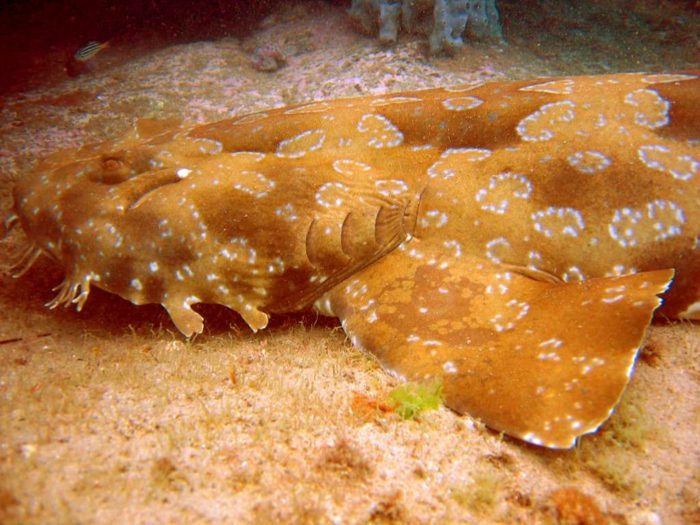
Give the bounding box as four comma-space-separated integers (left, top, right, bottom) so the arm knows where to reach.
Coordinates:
103, 158, 122, 171
97, 157, 132, 184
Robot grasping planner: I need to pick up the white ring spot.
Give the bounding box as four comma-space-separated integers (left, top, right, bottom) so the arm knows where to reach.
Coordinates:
516, 101, 576, 141
567, 151, 612, 174
638, 145, 697, 181
357, 114, 404, 148
624, 89, 669, 129
442, 96, 483, 111
532, 207, 585, 237
276, 129, 326, 158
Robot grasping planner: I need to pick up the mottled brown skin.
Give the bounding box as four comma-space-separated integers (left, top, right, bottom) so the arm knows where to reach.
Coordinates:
10, 72, 700, 448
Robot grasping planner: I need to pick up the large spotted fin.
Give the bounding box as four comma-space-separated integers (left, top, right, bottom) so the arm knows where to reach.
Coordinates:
319, 242, 673, 448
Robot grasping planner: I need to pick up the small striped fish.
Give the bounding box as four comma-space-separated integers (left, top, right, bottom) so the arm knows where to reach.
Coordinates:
74, 41, 108, 62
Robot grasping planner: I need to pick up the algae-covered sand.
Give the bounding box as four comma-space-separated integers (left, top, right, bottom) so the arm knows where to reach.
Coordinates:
1, 1, 699, 523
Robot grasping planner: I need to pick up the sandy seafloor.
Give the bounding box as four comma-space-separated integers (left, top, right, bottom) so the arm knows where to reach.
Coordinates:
1, 1, 699, 523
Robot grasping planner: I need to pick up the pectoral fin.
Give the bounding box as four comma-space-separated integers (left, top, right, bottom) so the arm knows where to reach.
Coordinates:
163, 298, 204, 337
321, 241, 673, 448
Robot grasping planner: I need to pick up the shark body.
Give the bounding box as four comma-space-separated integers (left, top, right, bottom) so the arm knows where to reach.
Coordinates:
10, 72, 700, 447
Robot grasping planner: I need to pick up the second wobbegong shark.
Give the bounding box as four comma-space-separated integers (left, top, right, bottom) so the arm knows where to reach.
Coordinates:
8, 71, 700, 448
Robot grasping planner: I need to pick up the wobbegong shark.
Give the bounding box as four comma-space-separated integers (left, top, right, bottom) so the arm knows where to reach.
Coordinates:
8, 72, 700, 448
